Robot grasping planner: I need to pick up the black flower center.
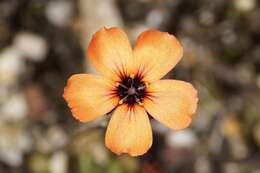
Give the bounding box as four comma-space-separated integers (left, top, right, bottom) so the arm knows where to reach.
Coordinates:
117, 75, 146, 106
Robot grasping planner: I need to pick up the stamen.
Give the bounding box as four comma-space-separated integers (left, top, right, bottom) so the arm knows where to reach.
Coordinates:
116, 75, 146, 106
119, 100, 124, 104
118, 83, 128, 89
119, 95, 128, 104
137, 101, 144, 106
137, 85, 146, 90
130, 73, 135, 79
134, 95, 140, 102
134, 95, 143, 106
135, 95, 143, 106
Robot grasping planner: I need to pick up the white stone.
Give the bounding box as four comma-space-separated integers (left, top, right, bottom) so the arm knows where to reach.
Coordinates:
224, 162, 240, 173
233, 0, 256, 12
79, 0, 123, 73
49, 151, 68, 173
199, 10, 215, 26
0, 47, 24, 87
0, 87, 8, 103
146, 9, 165, 27
92, 143, 109, 165
13, 32, 48, 62
0, 121, 32, 166
166, 129, 198, 148
195, 156, 211, 173
47, 126, 68, 150
0, 149, 23, 167
45, 0, 73, 27
1, 92, 28, 120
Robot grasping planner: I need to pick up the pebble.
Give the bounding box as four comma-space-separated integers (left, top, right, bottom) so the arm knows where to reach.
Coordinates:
29, 153, 49, 173
224, 162, 240, 173
0, 87, 8, 103
13, 32, 48, 62
45, 0, 73, 27
192, 83, 221, 132
194, 156, 211, 173
0, 121, 31, 166
0, 47, 24, 87
166, 129, 198, 148
79, 0, 123, 47
233, 0, 256, 12
1, 92, 28, 121
49, 151, 68, 173
198, 10, 215, 26
79, 0, 123, 73
236, 64, 255, 85
222, 117, 249, 159
146, 9, 165, 27
253, 123, 260, 147
91, 142, 109, 165
46, 126, 68, 150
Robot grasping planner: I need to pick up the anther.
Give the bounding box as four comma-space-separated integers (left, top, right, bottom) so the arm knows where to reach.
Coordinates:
137, 101, 144, 106
130, 73, 135, 79
119, 100, 124, 104
116, 82, 128, 89
145, 82, 150, 87
137, 85, 146, 90
134, 95, 141, 103
119, 95, 128, 104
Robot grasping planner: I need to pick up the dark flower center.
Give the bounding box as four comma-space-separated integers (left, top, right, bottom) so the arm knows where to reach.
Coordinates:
117, 75, 146, 105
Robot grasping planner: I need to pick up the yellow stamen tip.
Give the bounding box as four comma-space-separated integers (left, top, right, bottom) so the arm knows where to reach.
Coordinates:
145, 82, 150, 87
119, 100, 124, 104
130, 74, 135, 79
138, 102, 144, 106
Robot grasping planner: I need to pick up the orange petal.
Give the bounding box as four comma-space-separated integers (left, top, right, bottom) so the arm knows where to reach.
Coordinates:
133, 29, 183, 82
105, 104, 152, 156
87, 27, 134, 81
144, 80, 198, 130
63, 74, 119, 122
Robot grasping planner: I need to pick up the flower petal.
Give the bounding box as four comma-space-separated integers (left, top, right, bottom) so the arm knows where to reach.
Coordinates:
133, 29, 183, 82
105, 104, 152, 156
87, 27, 134, 81
63, 74, 119, 122
144, 80, 198, 130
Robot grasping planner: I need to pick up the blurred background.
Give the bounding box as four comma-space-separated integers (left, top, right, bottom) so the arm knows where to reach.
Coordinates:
0, 0, 260, 173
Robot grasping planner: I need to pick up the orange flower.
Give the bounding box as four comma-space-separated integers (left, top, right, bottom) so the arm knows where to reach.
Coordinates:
63, 27, 198, 156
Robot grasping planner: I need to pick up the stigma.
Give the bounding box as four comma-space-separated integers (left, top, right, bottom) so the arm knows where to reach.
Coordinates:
116, 75, 146, 106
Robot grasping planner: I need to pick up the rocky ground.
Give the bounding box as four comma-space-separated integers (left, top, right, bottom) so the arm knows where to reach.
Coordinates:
0, 0, 260, 173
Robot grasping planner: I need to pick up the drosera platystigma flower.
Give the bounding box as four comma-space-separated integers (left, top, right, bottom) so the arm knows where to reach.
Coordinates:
63, 27, 198, 156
